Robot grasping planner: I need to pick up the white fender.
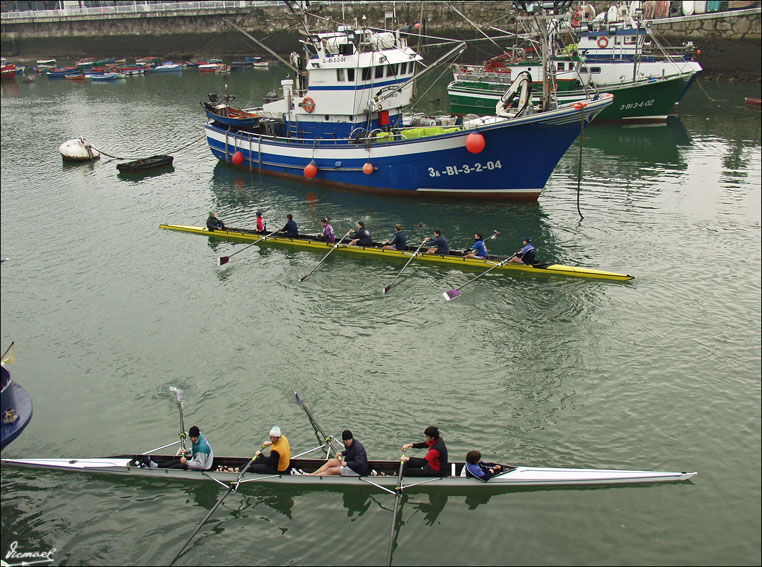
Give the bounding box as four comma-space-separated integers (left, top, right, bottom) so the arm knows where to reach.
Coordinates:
495, 70, 532, 119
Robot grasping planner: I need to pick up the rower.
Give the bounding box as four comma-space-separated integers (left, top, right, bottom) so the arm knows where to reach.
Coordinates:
278, 214, 299, 238
464, 233, 489, 259
401, 426, 448, 477
247, 425, 291, 474
346, 221, 371, 247
206, 211, 225, 232
423, 230, 449, 256
508, 237, 535, 264
305, 429, 368, 476
256, 210, 266, 233
381, 224, 406, 251
319, 217, 336, 243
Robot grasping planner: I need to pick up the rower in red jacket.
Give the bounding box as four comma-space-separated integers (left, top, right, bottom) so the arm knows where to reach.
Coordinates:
401, 425, 448, 476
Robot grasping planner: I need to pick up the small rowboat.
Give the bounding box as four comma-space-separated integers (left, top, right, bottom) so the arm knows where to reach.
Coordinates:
0, 454, 696, 488
159, 225, 635, 281
202, 103, 261, 129
745, 97, 761, 107
116, 155, 174, 174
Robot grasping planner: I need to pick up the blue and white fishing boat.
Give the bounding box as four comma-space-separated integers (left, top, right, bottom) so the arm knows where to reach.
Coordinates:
204, 18, 613, 201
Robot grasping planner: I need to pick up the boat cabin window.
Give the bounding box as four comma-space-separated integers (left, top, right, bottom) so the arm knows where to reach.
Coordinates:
347, 68, 355, 81
362, 67, 371, 81
557, 62, 565, 71
387, 63, 398, 76
408, 61, 415, 74
336, 68, 345, 81
375, 66, 384, 79
590, 67, 601, 74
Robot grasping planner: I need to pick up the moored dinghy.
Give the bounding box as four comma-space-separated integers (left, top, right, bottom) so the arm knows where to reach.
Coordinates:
58, 137, 100, 161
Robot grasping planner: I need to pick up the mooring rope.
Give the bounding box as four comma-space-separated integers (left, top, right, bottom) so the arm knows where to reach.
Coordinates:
87, 133, 206, 161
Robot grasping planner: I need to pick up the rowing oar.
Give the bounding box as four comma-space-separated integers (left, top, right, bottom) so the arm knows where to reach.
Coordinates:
217, 230, 278, 267
442, 253, 516, 301
167, 443, 265, 566
294, 391, 342, 457
382, 240, 428, 294
299, 234, 348, 282
169, 386, 188, 455
386, 449, 407, 566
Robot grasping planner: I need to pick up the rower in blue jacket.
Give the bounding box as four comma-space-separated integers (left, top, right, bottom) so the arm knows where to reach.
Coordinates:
464, 233, 489, 259
508, 237, 535, 264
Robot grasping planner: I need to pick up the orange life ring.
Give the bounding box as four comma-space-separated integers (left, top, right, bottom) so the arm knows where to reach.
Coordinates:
597, 37, 609, 49
302, 97, 315, 113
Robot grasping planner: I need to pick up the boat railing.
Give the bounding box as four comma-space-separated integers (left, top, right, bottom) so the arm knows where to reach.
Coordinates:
215, 123, 466, 150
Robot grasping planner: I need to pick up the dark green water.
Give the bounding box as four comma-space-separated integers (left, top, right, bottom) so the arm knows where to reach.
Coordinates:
1, 68, 760, 566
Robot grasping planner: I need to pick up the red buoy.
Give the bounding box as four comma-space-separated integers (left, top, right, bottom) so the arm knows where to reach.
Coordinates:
231, 151, 244, 165
304, 161, 317, 179
362, 162, 374, 175
465, 132, 485, 154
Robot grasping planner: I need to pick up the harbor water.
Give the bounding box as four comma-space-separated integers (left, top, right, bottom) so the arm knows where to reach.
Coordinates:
0, 68, 760, 566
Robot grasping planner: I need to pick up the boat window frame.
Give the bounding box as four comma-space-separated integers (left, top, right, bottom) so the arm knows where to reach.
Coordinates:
375, 65, 384, 79
361, 67, 371, 81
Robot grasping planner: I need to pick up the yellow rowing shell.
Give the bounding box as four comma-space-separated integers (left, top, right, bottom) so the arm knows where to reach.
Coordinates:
159, 224, 634, 282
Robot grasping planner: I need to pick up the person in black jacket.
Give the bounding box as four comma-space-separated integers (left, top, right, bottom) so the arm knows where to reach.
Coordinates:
206, 211, 225, 232
346, 221, 372, 247
401, 426, 449, 477
382, 224, 407, 251
423, 230, 449, 255
306, 430, 368, 476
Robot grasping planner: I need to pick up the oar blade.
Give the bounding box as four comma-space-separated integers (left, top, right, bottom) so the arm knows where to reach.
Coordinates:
383, 284, 392, 294
217, 256, 230, 267
442, 289, 460, 301
490, 229, 500, 240
299, 275, 309, 282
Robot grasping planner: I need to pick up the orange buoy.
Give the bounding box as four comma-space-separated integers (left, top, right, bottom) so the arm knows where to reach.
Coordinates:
465, 132, 485, 154
232, 151, 244, 165
304, 161, 318, 179
362, 162, 374, 175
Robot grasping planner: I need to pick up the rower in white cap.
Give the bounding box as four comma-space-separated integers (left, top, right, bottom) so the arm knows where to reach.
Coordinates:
246, 425, 291, 474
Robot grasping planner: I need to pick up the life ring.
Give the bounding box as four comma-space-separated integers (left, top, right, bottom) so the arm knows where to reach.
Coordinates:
597, 37, 609, 49
302, 97, 315, 113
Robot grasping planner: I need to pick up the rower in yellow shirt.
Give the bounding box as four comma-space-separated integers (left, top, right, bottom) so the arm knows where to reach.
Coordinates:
247, 425, 291, 474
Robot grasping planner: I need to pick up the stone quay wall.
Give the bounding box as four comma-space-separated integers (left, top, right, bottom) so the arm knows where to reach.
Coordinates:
1, 2, 759, 80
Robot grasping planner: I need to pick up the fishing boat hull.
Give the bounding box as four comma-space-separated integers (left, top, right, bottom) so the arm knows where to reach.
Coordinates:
449, 73, 698, 122
0, 455, 696, 488
205, 96, 613, 201
159, 224, 634, 281
1, 365, 33, 450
